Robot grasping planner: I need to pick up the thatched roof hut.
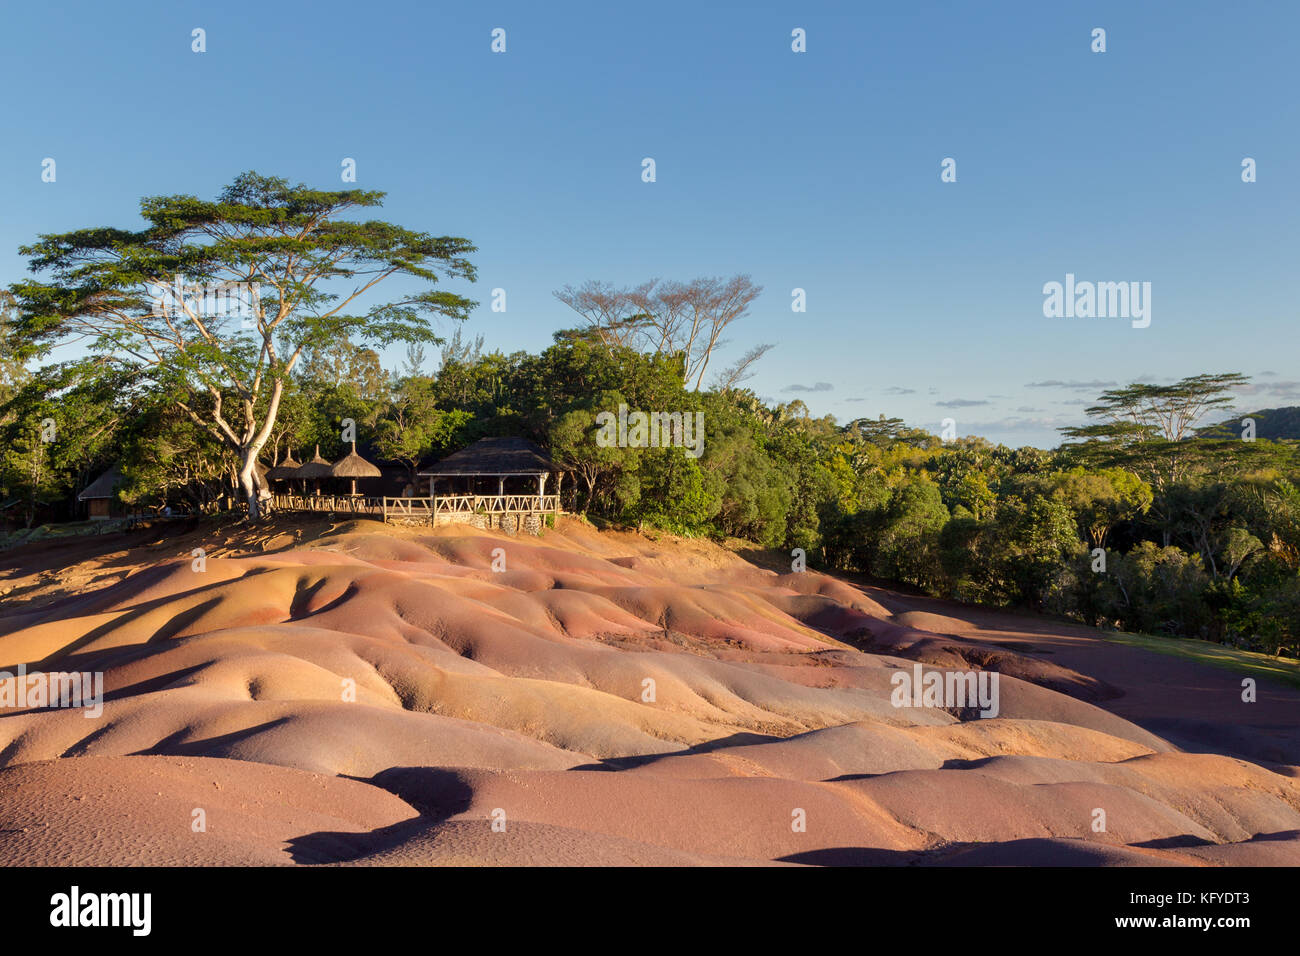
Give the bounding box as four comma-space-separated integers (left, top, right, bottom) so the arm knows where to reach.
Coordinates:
417, 437, 558, 496
419, 437, 554, 477
267, 448, 302, 482
330, 442, 381, 495
293, 446, 334, 483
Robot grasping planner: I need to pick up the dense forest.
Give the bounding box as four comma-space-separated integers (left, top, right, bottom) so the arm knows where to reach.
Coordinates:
1, 175, 1296, 659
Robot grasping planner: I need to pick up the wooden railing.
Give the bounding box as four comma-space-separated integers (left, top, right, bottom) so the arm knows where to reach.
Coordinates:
381, 497, 433, 521
272, 493, 561, 524
383, 494, 560, 523
272, 493, 382, 515
433, 494, 560, 514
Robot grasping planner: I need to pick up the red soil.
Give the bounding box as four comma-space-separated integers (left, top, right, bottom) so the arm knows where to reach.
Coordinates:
0, 516, 1295, 866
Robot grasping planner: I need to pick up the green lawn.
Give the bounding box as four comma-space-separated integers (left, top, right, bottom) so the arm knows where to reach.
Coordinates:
1100, 629, 1300, 690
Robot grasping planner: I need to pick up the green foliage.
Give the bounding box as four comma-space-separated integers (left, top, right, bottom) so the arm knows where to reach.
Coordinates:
992, 494, 1086, 608
547, 389, 632, 513
1094, 542, 1214, 638
1039, 466, 1153, 549
698, 392, 793, 547
882, 479, 950, 587
624, 447, 715, 535
0, 362, 129, 526
373, 376, 471, 479
8, 171, 477, 518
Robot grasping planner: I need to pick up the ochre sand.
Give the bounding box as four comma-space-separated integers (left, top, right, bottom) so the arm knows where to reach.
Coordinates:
0, 516, 1296, 866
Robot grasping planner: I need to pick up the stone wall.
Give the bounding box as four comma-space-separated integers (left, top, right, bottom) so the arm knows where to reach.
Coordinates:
431, 511, 546, 535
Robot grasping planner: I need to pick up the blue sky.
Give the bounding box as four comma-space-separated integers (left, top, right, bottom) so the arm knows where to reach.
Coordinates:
1, 0, 1296, 447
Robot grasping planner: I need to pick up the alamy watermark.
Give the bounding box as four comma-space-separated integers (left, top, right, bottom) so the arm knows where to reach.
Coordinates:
147, 274, 260, 327
50, 886, 150, 936
0, 664, 104, 718
1043, 273, 1150, 328
890, 663, 999, 718
595, 403, 705, 458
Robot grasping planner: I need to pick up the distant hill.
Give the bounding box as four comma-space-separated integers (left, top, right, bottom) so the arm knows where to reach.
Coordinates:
1198, 406, 1300, 440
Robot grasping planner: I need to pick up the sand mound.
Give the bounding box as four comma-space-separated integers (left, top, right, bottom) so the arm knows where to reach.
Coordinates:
891, 610, 977, 634
0, 515, 1297, 866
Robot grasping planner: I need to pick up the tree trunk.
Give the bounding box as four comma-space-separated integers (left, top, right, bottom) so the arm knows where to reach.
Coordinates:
26, 444, 46, 529
238, 458, 260, 520
238, 445, 271, 520
233, 379, 285, 520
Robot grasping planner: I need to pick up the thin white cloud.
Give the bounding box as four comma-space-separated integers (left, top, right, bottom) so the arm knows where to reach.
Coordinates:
1025, 379, 1117, 390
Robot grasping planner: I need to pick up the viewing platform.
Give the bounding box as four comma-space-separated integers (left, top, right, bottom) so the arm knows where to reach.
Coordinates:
267, 437, 565, 535
270, 492, 561, 533
383, 493, 560, 533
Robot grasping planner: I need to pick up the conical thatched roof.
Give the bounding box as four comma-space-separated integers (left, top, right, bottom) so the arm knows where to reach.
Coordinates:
293, 445, 333, 480
267, 448, 302, 481
330, 442, 381, 479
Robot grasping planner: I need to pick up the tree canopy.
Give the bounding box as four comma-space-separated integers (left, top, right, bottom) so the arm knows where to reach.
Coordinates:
8, 171, 477, 517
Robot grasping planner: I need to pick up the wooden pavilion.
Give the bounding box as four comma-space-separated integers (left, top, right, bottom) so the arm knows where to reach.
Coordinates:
266, 436, 563, 534
418, 437, 560, 498
394, 437, 563, 532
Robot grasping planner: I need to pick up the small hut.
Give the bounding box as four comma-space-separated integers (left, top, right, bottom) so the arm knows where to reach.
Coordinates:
330, 441, 381, 495
78, 463, 123, 520
417, 437, 560, 498
267, 447, 302, 484
293, 445, 334, 495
